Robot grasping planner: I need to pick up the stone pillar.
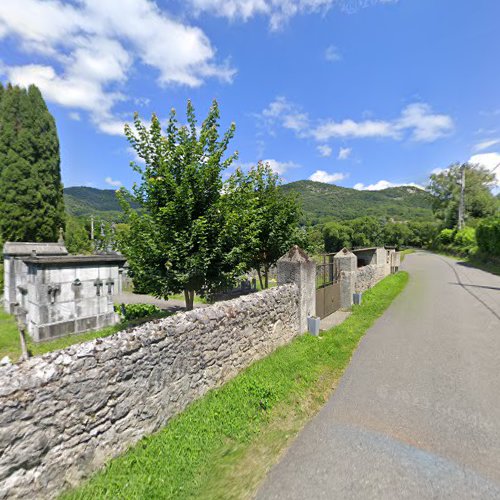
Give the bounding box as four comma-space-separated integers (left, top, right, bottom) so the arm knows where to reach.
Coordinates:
277, 245, 316, 333
334, 248, 357, 309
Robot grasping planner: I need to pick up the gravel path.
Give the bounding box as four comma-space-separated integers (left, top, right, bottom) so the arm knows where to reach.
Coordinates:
257, 252, 500, 499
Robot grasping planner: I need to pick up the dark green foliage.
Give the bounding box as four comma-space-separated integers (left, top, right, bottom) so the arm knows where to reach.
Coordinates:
64, 216, 92, 254
405, 221, 439, 247
383, 221, 412, 248
115, 303, 161, 321
436, 228, 455, 246
428, 163, 497, 228
476, 218, 500, 257
282, 181, 434, 224
0, 83, 65, 242
323, 216, 384, 251
323, 217, 440, 253
226, 162, 302, 288
64, 186, 138, 222
433, 227, 477, 256
323, 221, 353, 252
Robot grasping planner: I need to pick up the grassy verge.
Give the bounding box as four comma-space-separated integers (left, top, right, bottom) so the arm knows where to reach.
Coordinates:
0, 309, 172, 362
64, 271, 409, 500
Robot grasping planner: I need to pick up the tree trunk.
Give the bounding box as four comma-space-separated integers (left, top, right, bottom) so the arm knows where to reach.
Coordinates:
264, 266, 269, 289
184, 289, 195, 311
257, 268, 264, 291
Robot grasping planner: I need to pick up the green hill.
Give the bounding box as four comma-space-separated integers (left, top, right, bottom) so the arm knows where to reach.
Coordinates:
281, 180, 434, 224
64, 182, 434, 224
64, 187, 129, 221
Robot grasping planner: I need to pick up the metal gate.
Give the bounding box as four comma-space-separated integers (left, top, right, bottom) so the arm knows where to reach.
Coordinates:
316, 254, 341, 319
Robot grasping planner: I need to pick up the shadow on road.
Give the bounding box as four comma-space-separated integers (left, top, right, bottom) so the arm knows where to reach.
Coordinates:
448, 283, 500, 292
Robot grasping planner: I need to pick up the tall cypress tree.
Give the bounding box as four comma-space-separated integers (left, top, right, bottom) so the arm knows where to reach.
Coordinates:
0, 83, 65, 242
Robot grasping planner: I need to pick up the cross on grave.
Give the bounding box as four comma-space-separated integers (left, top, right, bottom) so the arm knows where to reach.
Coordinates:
94, 278, 103, 296
105, 278, 114, 295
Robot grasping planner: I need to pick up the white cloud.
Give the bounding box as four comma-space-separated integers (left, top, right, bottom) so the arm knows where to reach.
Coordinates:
317, 144, 333, 157
469, 152, 500, 185
353, 180, 424, 191
69, 112, 81, 121
473, 138, 500, 152
325, 45, 341, 62
313, 118, 397, 141
260, 97, 454, 143
0, 0, 234, 134
263, 158, 298, 175
104, 176, 123, 188
337, 147, 351, 160
395, 103, 454, 142
187, 0, 396, 30
309, 170, 346, 183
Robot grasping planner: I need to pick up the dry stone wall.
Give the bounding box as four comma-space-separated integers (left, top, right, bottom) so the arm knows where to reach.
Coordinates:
354, 264, 389, 293
0, 284, 299, 499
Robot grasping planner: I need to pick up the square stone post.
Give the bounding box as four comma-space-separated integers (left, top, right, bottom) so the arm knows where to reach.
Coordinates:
277, 246, 316, 333
334, 248, 357, 309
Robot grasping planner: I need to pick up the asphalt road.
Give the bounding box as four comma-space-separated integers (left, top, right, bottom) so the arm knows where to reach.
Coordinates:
257, 252, 500, 499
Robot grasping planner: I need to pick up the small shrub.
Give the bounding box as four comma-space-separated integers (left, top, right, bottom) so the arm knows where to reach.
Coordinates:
454, 227, 476, 250
436, 228, 455, 245
115, 303, 161, 321
476, 217, 500, 257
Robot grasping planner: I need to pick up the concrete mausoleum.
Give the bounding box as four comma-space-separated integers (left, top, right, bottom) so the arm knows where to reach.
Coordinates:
3, 242, 126, 342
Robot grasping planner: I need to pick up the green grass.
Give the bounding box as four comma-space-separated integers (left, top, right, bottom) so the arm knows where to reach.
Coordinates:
0, 308, 22, 360
0, 309, 172, 362
64, 271, 409, 500
168, 293, 207, 304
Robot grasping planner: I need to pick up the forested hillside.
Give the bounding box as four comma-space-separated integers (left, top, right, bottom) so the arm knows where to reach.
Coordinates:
64, 182, 434, 224
64, 187, 128, 221
281, 180, 434, 223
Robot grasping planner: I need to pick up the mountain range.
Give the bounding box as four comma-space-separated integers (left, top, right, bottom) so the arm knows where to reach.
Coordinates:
64, 181, 434, 224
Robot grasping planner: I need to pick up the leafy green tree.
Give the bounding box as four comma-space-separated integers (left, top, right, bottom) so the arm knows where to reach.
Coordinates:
428, 163, 496, 229
348, 216, 384, 248
476, 217, 500, 256
406, 221, 438, 248
226, 162, 302, 289
382, 222, 412, 248
323, 221, 353, 252
119, 100, 250, 310
0, 83, 65, 242
65, 216, 92, 254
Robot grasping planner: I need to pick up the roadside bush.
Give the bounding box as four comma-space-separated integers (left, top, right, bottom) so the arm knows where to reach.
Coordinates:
436, 228, 455, 245
115, 303, 161, 321
476, 217, 500, 257
454, 227, 476, 247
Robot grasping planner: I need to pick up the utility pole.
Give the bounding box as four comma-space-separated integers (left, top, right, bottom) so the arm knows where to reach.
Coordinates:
458, 164, 465, 230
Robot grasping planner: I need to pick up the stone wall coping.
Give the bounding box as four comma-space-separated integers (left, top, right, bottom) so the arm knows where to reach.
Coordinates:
3, 242, 68, 256
22, 254, 127, 266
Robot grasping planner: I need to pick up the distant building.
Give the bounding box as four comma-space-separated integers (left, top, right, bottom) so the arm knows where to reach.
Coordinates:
3, 242, 126, 342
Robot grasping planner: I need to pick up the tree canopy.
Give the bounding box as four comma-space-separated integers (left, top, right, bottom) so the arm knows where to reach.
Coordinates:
0, 83, 65, 242
119, 100, 254, 309
427, 163, 497, 229
226, 162, 302, 288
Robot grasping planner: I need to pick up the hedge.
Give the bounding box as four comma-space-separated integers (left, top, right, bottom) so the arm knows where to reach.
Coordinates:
476, 217, 500, 256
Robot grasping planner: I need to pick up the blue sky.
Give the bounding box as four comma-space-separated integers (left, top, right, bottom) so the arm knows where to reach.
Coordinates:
1, 0, 499, 191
